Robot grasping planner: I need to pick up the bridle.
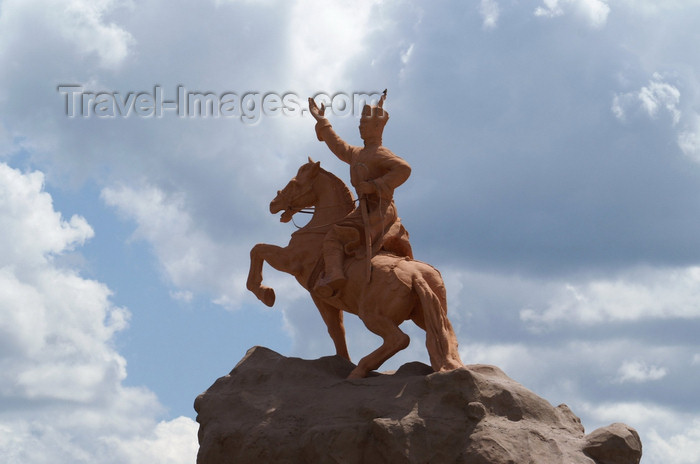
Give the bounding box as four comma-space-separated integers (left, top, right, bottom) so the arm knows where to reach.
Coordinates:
276, 182, 316, 216
275, 172, 359, 230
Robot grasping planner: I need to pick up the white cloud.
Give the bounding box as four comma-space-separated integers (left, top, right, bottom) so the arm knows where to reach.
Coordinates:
0, 165, 93, 268
170, 289, 194, 303
646, 422, 700, 464
0, 162, 197, 463
575, 0, 610, 27
102, 417, 200, 464
535, 0, 610, 27
101, 183, 249, 308
612, 73, 700, 164
611, 92, 633, 121
535, 0, 564, 18
678, 114, 700, 163
456, 339, 663, 396
288, 0, 383, 90
101, 185, 206, 280
615, 360, 667, 384
479, 0, 500, 29
58, 0, 134, 68
2, 412, 197, 464
401, 43, 414, 65
0, 0, 134, 69
637, 73, 682, 124
521, 266, 700, 328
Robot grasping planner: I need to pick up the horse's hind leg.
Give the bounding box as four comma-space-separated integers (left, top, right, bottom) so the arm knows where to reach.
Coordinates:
349, 311, 410, 379
311, 295, 350, 361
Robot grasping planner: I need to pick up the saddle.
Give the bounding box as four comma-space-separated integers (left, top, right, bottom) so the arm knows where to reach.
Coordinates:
308, 219, 413, 294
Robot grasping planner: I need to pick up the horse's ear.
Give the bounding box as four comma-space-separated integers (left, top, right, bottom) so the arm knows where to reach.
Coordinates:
309, 160, 321, 176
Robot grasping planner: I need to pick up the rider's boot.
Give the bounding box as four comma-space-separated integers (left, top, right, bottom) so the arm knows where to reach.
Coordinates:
315, 241, 346, 298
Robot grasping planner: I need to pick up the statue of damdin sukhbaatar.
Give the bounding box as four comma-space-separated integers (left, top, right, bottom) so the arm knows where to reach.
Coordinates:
247, 91, 463, 378
308, 91, 413, 297
199, 93, 642, 464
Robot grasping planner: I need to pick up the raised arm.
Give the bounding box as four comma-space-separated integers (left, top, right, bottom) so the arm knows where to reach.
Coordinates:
308, 97, 354, 164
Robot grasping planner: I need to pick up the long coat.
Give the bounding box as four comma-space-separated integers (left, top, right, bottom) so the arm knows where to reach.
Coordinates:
315, 119, 413, 259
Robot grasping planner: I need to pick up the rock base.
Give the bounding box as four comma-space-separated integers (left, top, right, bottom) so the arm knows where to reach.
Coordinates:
194, 346, 641, 464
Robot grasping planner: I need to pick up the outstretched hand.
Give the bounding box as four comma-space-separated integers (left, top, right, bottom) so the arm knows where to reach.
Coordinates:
308, 97, 326, 121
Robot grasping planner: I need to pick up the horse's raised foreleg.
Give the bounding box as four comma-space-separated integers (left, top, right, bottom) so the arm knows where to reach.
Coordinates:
311, 295, 350, 361
247, 243, 297, 307
349, 311, 410, 379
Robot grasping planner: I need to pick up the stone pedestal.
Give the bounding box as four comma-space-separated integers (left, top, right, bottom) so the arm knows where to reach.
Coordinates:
195, 346, 642, 464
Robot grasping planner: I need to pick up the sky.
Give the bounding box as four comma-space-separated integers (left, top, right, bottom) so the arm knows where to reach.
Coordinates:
1, 0, 700, 462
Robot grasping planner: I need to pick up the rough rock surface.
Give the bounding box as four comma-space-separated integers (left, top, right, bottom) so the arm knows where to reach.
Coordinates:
195, 346, 642, 464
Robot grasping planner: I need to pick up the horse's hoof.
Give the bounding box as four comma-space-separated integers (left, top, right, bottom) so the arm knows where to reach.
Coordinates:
261, 287, 276, 307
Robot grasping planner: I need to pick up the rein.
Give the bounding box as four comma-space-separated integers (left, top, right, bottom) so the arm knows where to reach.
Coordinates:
290, 199, 359, 230
277, 167, 356, 231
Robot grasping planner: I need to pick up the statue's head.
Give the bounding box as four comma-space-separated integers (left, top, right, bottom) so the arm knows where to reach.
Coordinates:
358, 91, 389, 144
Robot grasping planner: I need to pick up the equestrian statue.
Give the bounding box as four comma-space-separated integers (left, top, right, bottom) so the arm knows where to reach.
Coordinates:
246, 92, 463, 379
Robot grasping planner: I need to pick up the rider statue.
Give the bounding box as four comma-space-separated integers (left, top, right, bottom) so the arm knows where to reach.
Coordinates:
308, 92, 413, 298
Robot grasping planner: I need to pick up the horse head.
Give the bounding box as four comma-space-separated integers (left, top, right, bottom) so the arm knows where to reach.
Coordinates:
270, 157, 322, 223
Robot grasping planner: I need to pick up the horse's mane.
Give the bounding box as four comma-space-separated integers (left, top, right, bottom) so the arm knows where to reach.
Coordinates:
318, 166, 355, 210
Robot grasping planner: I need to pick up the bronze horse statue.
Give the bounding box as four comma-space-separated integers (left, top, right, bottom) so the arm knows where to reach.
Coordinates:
247, 158, 463, 378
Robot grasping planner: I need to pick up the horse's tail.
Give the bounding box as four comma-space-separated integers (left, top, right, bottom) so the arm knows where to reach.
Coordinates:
413, 267, 463, 372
